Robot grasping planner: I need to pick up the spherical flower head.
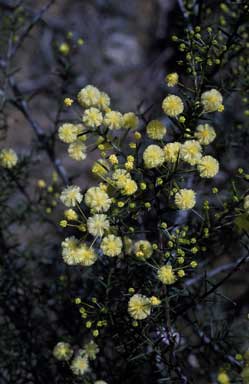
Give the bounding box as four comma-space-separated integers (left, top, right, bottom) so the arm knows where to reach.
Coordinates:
64, 97, 74, 107
157, 265, 176, 285
82, 107, 103, 128
70, 354, 89, 376
112, 169, 131, 188
0, 148, 18, 168
123, 112, 139, 130
162, 95, 184, 117
82, 340, 100, 360
128, 294, 151, 320
68, 141, 87, 161
62, 236, 79, 252
217, 372, 230, 384
150, 296, 161, 306
146, 120, 167, 140
64, 209, 78, 221
180, 140, 202, 165
194, 124, 216, 145
134, 240, 153, 260
244, 195, 249, 212
87, 214, 110, 237
60, 185, 83, 207
37, 179, 46, 188
62, 238, 80, 265
77, 85, 101, 108
122, 179, 138, 196
59, 42, 70, 55
85, 187, 111, 212
53, 342, 73, 361
143, 144, 165, 169
103, 110, 123, 130
197, 155, 219, 178
165, 72, 179, 87
109, 154, 118, 165
96, 91, 110, 111
201, 89, 223, 113
101, 234, 122, 257
58, 123, 78, 143
175, 189, 196, 210
75, 244, 97, 266
92, 159, 109, 176
164, 142, 181, 163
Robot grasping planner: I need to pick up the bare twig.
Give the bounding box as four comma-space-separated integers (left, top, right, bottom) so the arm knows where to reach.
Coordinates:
10, 0, 55, 58
8, 77, 68, 185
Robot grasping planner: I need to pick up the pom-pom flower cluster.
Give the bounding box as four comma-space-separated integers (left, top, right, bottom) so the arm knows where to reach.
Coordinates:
55, 80, 223, 368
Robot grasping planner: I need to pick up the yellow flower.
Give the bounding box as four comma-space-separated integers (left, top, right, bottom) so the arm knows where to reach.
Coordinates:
175, 189, 196, 210
96, 91, 110, 111
157, 265, 176, 285
134, 240, 153, 260
150, 296, 161, 306
143, 144, 165, 169
164, 142, 181, 163
122, 179, 138, 196
112, 169, 131, 188
53, 342, 73, 361
201, 89, 223, 112
194, 124, 216, 145
82, 340, 100, 360
103, 110, 123, 130
64, 209, 78, 221
146, 120, 167, 140
58, 123, 78, 143
100, 234, 122, 257
70, 354, 89, 376
197, 155, 219, 178
37, 179, 46, 188
123, 112, 139, 130
128, 294, 151, 320
68, 141, 87, 161
0, 148, 18, 168
217, 372, 230, 384
177, 269, 185, 278
109, 154, 118, 165
82, 107, 103, 128
87, 214, 110, 237
75, 244, 97, 266
134, 131, 141, 140
162, 95, 184, 117
180, 140, 202, 165
64, 97, 74, 107
77, 85, 101, 108
165, 72, 179, 87
125, 161, 134, 171
62, 236, 80, 265
60, 185, 83, 207
59, 42, 70, 55
85, 187, 111, 212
